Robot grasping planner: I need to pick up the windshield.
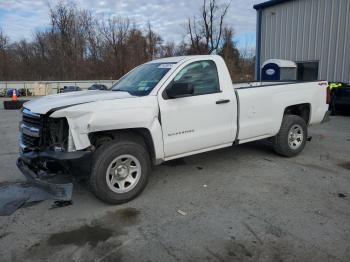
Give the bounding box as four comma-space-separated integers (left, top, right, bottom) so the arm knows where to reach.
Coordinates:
111, 62, 176, 96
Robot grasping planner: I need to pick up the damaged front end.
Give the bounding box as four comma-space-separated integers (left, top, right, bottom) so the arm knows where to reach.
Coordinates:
18, 108, 91, 200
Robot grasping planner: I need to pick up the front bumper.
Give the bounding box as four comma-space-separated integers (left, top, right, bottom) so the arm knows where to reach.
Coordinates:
17, 150, 92, 200
20, 149, 91, 162
17, 158, 73, 201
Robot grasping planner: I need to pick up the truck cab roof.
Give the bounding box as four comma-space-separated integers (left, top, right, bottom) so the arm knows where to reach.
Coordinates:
148, 55, 222, 65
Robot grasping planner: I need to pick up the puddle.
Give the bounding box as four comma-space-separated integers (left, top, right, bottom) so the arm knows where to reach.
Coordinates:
45, 209, 139, 247
25, 207, 141, 260
47, 208, 141, 248
113, 207, 140, 224
339, 162, 350, 170
48, 225, 113, 247
98, 207, 141, 227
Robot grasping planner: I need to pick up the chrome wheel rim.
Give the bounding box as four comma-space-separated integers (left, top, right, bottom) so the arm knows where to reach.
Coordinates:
288, 124, 304, 150
106, 154, 141, 193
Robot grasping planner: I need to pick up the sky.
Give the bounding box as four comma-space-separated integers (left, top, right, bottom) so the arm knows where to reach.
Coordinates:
0, 0, 263, 50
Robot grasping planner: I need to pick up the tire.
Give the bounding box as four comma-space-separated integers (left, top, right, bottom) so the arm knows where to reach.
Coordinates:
272, 115, 307, 157
90, 139, 151, 204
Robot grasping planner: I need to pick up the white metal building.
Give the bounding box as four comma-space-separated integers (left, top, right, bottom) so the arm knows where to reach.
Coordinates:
254, 0, 350, 83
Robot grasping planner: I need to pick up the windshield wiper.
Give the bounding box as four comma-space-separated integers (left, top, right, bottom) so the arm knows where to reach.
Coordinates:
112, 87, 145, 96
112, 88, 130, 94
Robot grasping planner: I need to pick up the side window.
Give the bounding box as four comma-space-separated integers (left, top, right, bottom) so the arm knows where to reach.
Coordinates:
173, 60, 220, 95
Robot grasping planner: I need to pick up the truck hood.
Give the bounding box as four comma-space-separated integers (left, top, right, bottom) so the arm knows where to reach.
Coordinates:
24, 91, 134, 114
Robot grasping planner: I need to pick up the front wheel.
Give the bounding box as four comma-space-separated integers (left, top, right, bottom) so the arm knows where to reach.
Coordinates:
272, 115, 307, 157
90, 139, 151, 204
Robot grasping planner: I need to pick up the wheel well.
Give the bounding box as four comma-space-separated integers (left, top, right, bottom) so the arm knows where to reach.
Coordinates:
284, 104, 311, 124
89, 128, 156, 163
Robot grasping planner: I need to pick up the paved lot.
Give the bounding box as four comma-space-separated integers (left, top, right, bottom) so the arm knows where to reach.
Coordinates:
0, 100, 349, 262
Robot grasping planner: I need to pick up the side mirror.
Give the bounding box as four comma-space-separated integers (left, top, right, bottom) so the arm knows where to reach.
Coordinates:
166, 82, 194, 98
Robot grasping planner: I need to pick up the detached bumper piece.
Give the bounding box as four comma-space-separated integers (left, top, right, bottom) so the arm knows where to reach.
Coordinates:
17, 158, 73, 201
0, 159, 74, 216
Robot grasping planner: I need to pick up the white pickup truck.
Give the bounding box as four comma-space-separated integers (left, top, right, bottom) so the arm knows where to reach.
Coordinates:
18, 55, 330, 203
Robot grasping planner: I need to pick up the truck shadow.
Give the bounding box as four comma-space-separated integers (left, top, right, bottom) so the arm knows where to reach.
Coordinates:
161, 140, 274, 168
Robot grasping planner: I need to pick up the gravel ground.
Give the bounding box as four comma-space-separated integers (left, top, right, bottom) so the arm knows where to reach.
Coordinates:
0, 99, 349, 262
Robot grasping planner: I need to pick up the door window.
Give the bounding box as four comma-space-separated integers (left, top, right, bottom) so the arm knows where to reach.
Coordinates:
172, 60, 220, 95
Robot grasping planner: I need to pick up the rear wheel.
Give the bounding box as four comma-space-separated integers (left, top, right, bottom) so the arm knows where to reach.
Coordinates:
90, 139, 151, 204
272, 115, 307, 157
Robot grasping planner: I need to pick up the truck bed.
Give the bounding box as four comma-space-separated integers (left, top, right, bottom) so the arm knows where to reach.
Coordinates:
234, 81, 329, 144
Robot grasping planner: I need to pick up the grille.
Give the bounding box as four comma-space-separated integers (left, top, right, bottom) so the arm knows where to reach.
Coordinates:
20, 109, 44, 149
23, 114, 42, 127
22, 133, 40, 147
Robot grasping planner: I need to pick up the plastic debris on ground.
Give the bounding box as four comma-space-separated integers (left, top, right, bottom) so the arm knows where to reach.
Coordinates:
0, 182, 73, 216
177, 209, 187, 216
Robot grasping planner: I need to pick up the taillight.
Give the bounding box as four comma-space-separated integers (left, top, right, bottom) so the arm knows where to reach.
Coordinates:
326, 86, 331, 104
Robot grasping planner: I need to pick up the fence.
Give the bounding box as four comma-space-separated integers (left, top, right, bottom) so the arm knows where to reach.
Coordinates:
0, 80, 117, 97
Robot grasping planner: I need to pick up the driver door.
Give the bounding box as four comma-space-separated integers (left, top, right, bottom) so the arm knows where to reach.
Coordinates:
158, 60, 235, 158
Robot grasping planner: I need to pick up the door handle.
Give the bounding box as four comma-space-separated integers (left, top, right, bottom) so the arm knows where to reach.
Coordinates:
216, 99, 230, 104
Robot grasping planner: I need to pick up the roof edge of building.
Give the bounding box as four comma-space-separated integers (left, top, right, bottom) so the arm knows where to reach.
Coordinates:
253, 0, 293, 10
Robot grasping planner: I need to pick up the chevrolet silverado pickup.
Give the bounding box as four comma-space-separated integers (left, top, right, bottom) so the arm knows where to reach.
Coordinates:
18, 55, 330, 204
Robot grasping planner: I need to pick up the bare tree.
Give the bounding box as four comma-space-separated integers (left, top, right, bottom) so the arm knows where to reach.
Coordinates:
218, 27, 241, 80
0, 28, 9, 80
187, 0, 231, 54
146, 22, 162, 59
159, 42, 176, 57
0, 0, 252, 82
0, 29, 8, 51
99, 16, 130, 77
126, 28, 148, 69
187, 16, 206, 54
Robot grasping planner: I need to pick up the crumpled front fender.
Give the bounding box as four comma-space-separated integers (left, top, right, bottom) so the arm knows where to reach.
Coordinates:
51, 109, 93, 150
49, 98, 164, 160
